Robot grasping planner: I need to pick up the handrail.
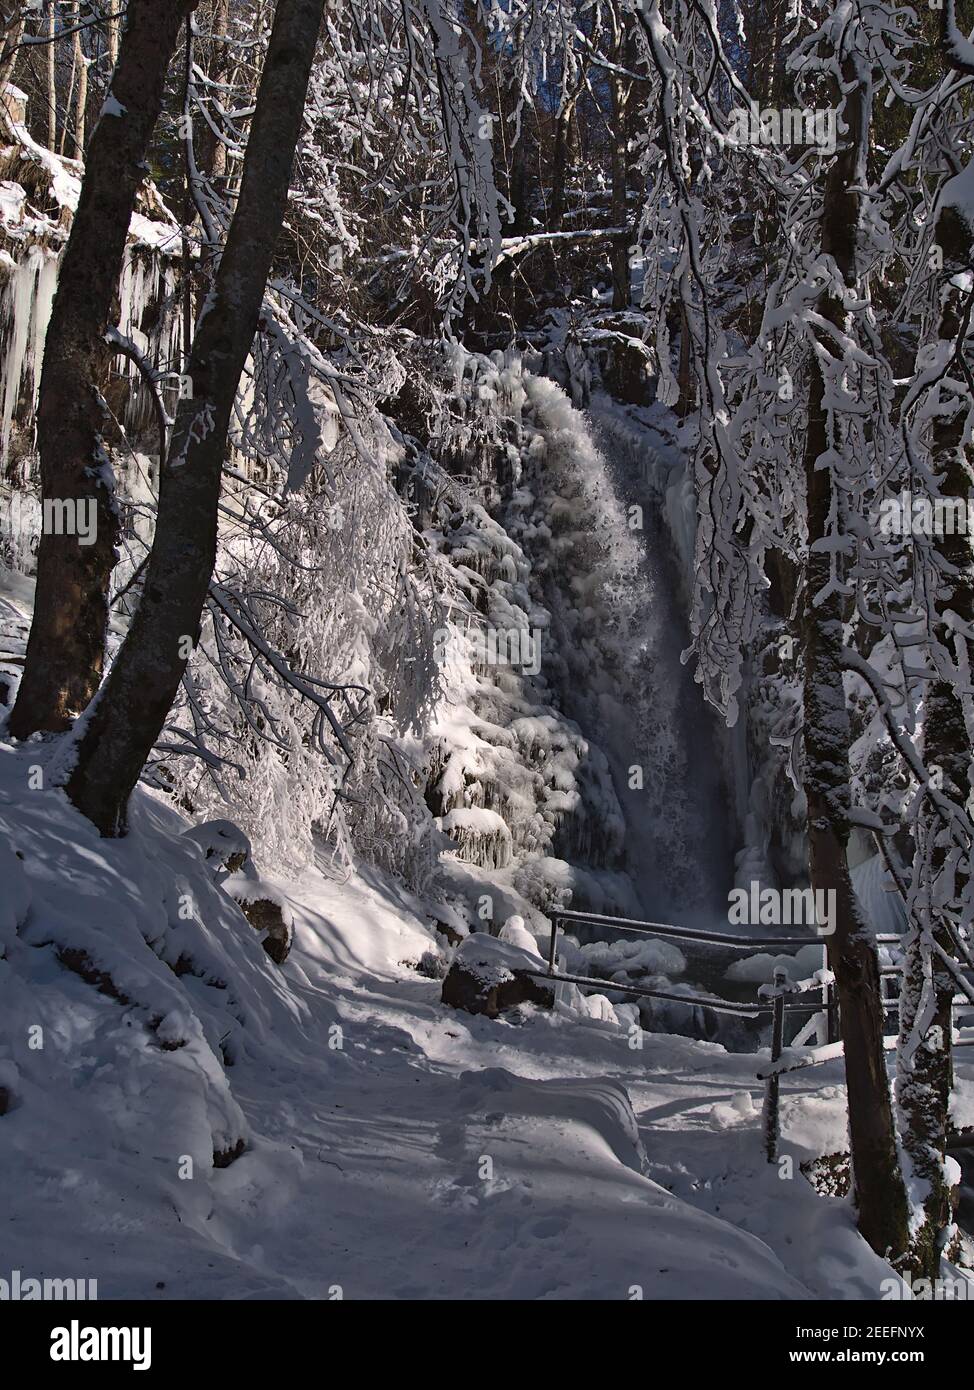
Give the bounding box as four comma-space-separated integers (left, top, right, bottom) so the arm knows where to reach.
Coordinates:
541, 908, 972, 1165
552, 908, 819, 950
522, 967, 767, 1016
553, 906, 903, 948
541, 913, 834, 1023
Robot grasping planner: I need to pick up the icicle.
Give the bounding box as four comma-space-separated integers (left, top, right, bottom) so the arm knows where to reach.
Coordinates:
0, 245, 58, 469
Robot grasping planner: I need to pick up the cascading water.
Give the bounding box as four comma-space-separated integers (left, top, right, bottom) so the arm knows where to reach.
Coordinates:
538, 388, 737, 930
599, 423, 735, 929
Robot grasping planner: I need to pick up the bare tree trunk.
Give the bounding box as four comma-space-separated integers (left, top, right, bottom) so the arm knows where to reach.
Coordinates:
9, 2, 195, 740
71, 14, 88, 159
201, 0, 233, 188
745, 0, 787, 107
0, 1, 24, 93
59, 3, 77, 156
801, 66, 910, 1262
896, 850, 961, 1280
66, 0, 326, 836
506, 123, 534, 237
46, 1, 56, 151
222, 0, 271, 207
108, 8, 121, 67
677, 299, 694, 418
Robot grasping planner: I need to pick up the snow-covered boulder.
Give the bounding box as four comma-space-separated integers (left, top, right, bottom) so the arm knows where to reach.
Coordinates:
223, 873, 293, 965
441, 931, 553, 1018
183, 825, 293, 963
182, 820, 253, 877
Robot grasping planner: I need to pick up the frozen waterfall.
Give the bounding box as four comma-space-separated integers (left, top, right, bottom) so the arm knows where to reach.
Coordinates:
548, 392, 737, 929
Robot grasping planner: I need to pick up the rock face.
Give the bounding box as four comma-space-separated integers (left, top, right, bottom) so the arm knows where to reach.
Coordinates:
441, 932, 553, 1018
226, 887, 293, 965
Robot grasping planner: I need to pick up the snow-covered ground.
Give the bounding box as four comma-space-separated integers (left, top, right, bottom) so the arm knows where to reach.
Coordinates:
3, 723, 970, 1301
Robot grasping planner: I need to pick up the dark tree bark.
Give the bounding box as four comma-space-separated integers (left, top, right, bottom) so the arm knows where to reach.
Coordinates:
9, 1, 195, 739
66, 0, 326, 836
801, 66, 910, 1262
745, 0, 788, 107
676, 300, 694, 418
548, 103, 575, 234
894, 8, 974, 1280
900, 295, 970, 1268
507, 122, 536, 237
897, 587, 965, 1275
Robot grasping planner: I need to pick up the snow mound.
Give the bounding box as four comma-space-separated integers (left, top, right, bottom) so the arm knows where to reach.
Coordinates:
181, 819, 253, 875
726, 944, 825, 984
578, 935, 686, 979
496, 913, 542, 956
458, 1067, 649, 1175
0, 740, 314, 1190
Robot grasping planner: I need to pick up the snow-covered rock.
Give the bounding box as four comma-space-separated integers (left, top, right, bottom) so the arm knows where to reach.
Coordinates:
183, 819, 254, 877
223, 874, 294, 965
441, 931, 554, 1017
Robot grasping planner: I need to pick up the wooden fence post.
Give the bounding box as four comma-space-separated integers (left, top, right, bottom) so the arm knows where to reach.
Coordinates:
764, 967, 787, 1163
826, 978, 839, 1044
547, 916, 559, 977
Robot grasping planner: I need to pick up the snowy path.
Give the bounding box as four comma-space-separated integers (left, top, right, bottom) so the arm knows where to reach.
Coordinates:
167, 871, 813, 1301
5, 855, 927, 1303
190, 870, 941, 1300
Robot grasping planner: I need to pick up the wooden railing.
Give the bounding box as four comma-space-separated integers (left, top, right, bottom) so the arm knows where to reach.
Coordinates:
520, 908, 974, 1164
